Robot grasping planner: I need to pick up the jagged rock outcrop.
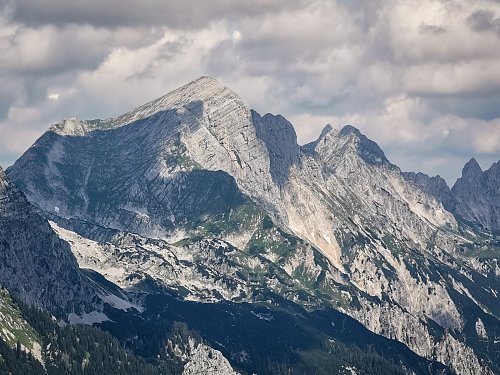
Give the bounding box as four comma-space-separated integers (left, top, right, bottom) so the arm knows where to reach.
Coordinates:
402, 172, 457, 212
336, 124, 389, 165
452, 159, 500, 231
251, 110, 301, 186
182, 343, 240, 375
6, 77, 499, 374
403, 158, 500, 232
0, 167, 100, 316
13, 77, 454, 270
163, 323, 240, 375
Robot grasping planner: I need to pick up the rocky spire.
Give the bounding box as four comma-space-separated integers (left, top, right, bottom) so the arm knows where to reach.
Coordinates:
461, 158, 483, 180
338, 125, 389, 166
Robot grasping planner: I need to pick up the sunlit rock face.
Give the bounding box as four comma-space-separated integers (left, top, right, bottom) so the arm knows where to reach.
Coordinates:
403, 158, 500, 232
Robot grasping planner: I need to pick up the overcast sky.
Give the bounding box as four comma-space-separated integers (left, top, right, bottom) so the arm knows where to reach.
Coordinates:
1, 0, 499, 183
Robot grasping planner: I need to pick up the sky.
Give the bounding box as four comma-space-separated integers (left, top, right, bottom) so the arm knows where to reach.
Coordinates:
1, 0, 499, 184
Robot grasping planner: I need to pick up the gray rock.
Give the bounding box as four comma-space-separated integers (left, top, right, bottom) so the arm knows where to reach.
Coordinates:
0, 167, 99, 316
452, 159, 500, 231
401, 172, 457, 212
403, 158, 500, 231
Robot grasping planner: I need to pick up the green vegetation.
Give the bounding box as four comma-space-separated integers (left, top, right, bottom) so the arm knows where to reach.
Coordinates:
0, 281, 453, 375
246, 215, 298, 259
194, 203, 264, 239
163, 138, 201, 171
85, 119, 115, 131
295, 341, 406, 375
0, 291, 169, 375
0, 288, 40, 352
126, 292, 451, 375
459, 240, 500, 260
0, 337, 45, 375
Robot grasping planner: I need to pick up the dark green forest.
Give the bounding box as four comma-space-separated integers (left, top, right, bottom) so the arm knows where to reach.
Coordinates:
1, 291, 454, 375
0, 299, 182, 375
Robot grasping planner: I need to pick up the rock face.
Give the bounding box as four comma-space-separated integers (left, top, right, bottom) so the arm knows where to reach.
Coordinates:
167, 335, 240, 375
8, 77, 458, 270
251, 110, 301, 186
182, 343, 240, 375
452, 159, 500, 231
0, 167, 99, 316
403, 158, 500, 232
402, 172, 457, 212
163, 323, 241, 375
6, 77, 500, 374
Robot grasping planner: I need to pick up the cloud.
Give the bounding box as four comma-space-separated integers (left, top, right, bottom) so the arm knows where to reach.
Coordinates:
289, 95, 500, 183
11, 0, 303, 28
467, 8, 500, 34
0, 24, 163, 74
419, 24, 448, 34
47, 93, 59, 100
1, 0, 499, 185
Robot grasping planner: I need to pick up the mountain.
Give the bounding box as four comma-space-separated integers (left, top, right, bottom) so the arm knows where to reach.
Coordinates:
0, 285, 242, 375
452, 159, 500, 231
0, 167, 99, 316
0, 287, 45, 374
403, 159, 500, 232
0, 165, 242, 374
6, 76, 500, 374
401, 172, 457, 212
0, 287, 42, 364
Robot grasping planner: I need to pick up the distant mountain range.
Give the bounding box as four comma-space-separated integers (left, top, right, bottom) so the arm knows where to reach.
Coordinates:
1, 77, 498, 374
403, 158, 500, 232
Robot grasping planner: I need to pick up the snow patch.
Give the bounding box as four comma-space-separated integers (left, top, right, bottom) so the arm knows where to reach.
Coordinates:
98, 293, 143, 312
68, 311, 109, 325
250, 311, 273, 321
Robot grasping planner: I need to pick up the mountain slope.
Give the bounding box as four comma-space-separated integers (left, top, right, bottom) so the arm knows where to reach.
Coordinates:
400, 172, 456, 212
0, 288, 162, 375
453, 159, 500, 232
7, 76, 500, 374
404, 158, 500, 232
0, 167, 100, 316
0, 287, 42, 364
0, 172, 242, 375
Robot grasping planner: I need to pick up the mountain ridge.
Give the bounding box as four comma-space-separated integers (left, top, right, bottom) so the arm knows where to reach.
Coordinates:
4, 76, 500, 374
403, 157, 500, 232
0, 166, 100, 316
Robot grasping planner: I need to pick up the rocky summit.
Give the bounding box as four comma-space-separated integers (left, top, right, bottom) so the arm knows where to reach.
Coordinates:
404, 158, 500, 232
2, 77, 499, 374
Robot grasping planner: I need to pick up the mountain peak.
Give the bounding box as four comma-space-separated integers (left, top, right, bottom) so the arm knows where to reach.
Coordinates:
113, 75, 238, 126
318, 124, 334, 139
189, 75, 222, 86
338, 124, 361, 137
50, 76, 236, 136
251, 110, 300, 185
451, 157, 500, 230
301, 124, 333, 153
462, 158, 483, 179
487, 160, 500, 176
338, 125, 389, 166
303, 124, 389, 166
169, 75, 228, 99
